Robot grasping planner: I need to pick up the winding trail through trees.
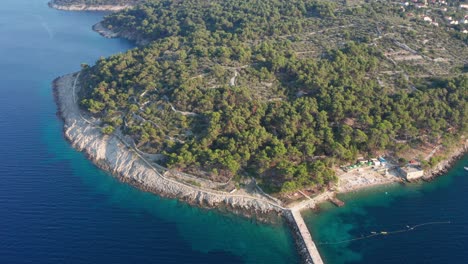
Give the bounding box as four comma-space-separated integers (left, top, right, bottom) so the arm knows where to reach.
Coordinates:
69, 73, 287, 210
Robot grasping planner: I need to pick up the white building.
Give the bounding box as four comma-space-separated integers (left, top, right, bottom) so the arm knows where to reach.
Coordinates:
371, 159, 381, 167
401, 166, 424, 180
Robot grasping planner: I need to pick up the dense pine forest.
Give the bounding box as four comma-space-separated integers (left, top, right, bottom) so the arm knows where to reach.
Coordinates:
76, 0, 467, 193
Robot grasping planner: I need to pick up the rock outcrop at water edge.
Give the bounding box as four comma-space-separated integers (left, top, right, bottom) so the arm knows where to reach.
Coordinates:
48, 1, 131, 11
53, 73, 284, 218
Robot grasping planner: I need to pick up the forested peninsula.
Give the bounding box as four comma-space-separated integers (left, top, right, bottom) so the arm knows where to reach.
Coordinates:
55, 0, 467, 198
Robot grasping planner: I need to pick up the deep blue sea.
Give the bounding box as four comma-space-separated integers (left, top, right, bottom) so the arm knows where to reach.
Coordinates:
0, 1, 466, 264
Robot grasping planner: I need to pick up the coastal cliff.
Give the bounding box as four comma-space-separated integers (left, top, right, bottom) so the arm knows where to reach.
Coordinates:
53, 73, 284, 218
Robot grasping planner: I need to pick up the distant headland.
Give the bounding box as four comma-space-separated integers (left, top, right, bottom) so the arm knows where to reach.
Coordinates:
48, 0, 138, 11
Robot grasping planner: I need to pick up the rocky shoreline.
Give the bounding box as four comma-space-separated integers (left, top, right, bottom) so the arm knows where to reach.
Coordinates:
53, 72, 325, 263
48, 1, 150, 45
92, 22, 119, 38
92, 22, 149, 45
48, 2, 132, 11
53, 73, 285, 218
424, 142, 467, 180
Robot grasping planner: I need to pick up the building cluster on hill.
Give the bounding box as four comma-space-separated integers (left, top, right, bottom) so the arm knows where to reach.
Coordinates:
399, 0, 468, 33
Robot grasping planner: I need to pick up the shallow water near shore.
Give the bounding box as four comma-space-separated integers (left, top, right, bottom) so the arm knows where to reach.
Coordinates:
0, 1, 298, 263
304, 155, 468, 264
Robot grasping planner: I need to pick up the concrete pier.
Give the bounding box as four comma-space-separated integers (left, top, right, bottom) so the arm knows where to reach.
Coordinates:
289, 209, 324, 264
286, 192, 331, 263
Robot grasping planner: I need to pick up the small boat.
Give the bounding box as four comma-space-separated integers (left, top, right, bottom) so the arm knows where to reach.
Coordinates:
380, 231, 388, 235
464, 166, 468, 171
371, 231, 377, 234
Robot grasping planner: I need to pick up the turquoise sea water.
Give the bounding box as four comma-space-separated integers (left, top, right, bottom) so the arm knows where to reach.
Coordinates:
304, 155, 468, 264
1, 1, 467, 263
